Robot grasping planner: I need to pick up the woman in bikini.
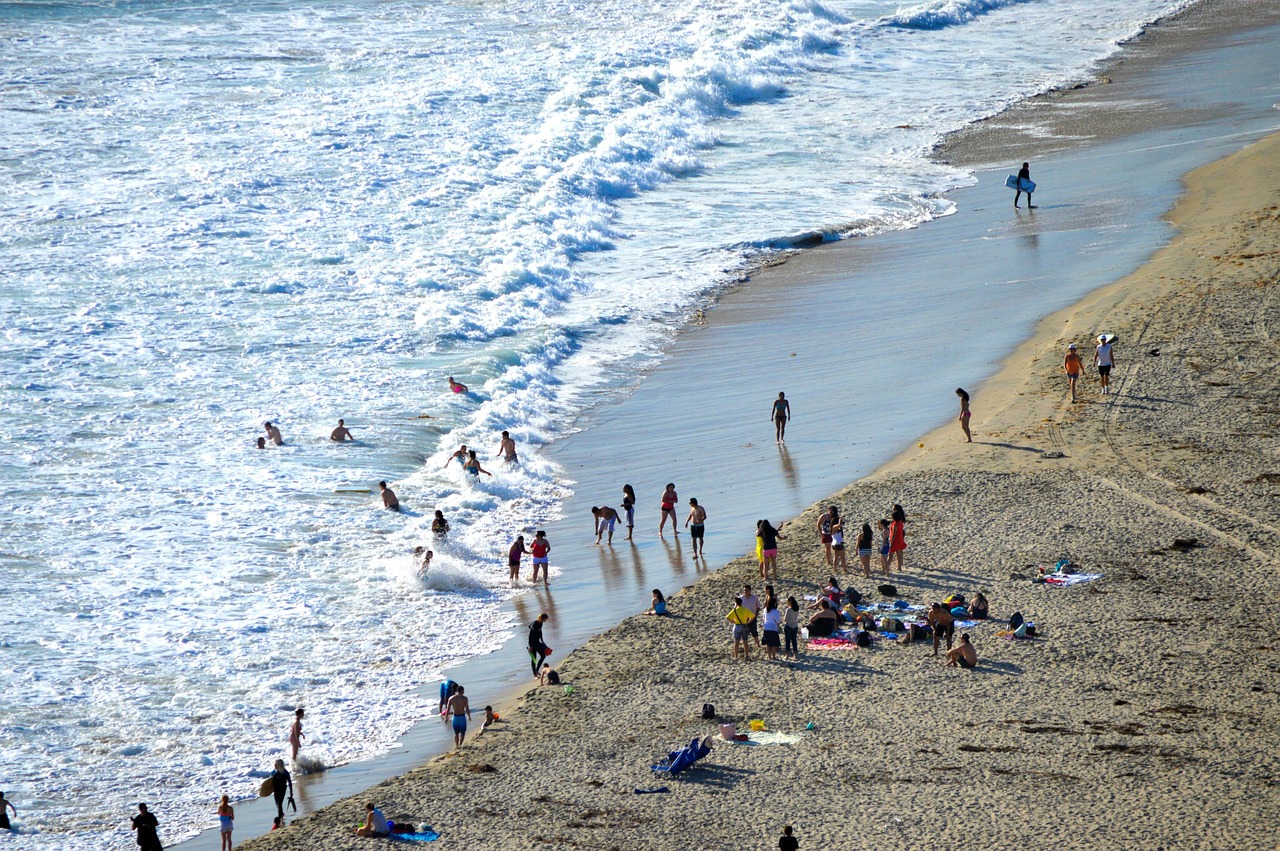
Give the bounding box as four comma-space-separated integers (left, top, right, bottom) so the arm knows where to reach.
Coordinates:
956, 388, 972, 443
659, 483, 678, 536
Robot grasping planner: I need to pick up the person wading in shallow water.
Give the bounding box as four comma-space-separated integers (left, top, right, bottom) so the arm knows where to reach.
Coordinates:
771, 392, 791, 444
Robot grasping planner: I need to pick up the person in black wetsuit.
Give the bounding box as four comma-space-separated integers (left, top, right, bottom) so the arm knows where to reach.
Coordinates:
131, 803, 163, 851
1014, 161, 1036, 209
270, 759, 294, 823
528, 612, 550, 676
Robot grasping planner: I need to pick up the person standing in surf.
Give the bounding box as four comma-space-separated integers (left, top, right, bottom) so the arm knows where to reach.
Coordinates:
508, 535, 529, 583
330, 418, 354, 441
685, 497, 707, 559
771, 392, 791, 444
1095, 335, 1116, 394
0, 791, 15, 832
1014, 161, 1035, 209
956, 388, 972, 443
658, 483, 679, 536
621, 484, 636, 541
529, 530, 550, 584
216, 795, 234, 851
495, 430, 518, 464
288, 708, 305, 761
445, 685, 472, 749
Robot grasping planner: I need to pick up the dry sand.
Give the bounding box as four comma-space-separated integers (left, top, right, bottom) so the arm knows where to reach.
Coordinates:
238, 123, 1280, 850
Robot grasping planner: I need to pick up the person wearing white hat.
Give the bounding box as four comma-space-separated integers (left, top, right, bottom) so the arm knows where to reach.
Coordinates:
1063, 343, 1083, 402
1094, 335, 1116, 394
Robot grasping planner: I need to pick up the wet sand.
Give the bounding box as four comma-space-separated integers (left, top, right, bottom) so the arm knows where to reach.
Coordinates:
183, 1, 1280, 847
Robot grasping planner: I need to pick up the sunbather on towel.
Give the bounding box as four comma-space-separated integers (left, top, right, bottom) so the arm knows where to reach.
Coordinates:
968, 592, 989, 619
946, 633, 978, 669
806, 599, 838, 638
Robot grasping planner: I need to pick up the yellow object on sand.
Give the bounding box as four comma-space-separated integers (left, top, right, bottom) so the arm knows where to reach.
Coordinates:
749, 719, 765, 732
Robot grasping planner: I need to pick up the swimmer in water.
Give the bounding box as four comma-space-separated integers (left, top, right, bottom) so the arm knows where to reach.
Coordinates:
256, 437, 266, 449
264, 421, 283, 446
442, 445, 468, 470
463, 450, 492, 478
448, 376, 468, 394
496, 430, 518, 464
379, 481, 400, 512
413, 546, 433, 576
330, 419, 354, 442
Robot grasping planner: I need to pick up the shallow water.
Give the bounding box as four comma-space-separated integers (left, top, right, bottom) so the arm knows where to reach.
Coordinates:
0, 0, 1198, 845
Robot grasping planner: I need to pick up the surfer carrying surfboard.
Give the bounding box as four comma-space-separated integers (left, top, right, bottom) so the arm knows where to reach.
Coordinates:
1014, 162, 1036, 209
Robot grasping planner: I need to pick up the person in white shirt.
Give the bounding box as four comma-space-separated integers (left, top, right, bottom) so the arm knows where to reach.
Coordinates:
1095, 336, 1116, 395
355, 802, 390, 837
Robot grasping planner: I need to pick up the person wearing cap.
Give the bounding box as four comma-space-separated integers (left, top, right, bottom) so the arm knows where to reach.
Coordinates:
1063, 343, 1083, 402
1095, 335, 1116, 394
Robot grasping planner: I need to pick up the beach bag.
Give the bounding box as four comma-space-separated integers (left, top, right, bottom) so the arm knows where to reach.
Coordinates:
846, 587, 863, 606
855, 630, 872, 648
1025, 624, 1037, 637
878, 616, 903, 633
1009, 612, 1025, 631
878, 584, 897, 597
701, 703, 716, 720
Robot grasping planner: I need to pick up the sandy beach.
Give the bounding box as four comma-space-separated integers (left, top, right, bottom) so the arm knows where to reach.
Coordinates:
234, 43, 1280, 851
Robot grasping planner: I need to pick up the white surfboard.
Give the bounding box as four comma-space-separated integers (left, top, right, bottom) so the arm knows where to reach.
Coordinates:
1004, 174, 1035, 193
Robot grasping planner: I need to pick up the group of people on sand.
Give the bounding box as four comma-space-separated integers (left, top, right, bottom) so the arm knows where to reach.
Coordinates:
726, 583, 805, 662
805, 503, 907, 580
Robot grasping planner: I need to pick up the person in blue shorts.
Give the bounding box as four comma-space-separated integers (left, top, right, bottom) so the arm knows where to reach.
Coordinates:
445, 685, 471, 749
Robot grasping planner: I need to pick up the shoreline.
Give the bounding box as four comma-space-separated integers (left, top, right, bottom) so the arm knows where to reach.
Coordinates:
240, 126, 1280, 847
172, 3, 1280, 844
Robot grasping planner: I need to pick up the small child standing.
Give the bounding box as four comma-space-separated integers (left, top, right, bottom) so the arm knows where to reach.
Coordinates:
779, 825, 799, 851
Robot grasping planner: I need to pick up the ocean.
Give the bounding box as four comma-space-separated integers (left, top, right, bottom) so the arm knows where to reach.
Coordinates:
0, 0, 1191, 845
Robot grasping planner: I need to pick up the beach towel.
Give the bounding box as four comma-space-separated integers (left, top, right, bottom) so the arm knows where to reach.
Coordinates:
878, 631, 900, 641
389, 831, 440, 842
954, 620, 978, 629
1043, 573, 1103, 587
738, 731, 801, 746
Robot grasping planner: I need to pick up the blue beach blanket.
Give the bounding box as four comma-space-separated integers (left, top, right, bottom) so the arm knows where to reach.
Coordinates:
390, 830, 440, 842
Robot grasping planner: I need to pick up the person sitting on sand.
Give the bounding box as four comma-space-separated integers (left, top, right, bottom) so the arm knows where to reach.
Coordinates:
539, 663, 560, 686
480, 705, 498, 734
822, 576, 843, 611
806, 598, 838, 638
330, 418, 354, 441
263, 421, 283, 445
447, 376, 468, 394
900, 622, 932, 643
927, 602, 955, 656
644, 589, 667, 616
946, 633, 978, 668
355, 802, 390, 838
379, 481, 400, 512
969, 592, 989, 619
727, 596, 754, 661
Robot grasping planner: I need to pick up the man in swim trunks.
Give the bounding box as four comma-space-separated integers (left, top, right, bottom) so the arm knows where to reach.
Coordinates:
496, 430, 518, 464
946, 633, 978, 669
927, 602, 955, 657
771, 392, 790, 444
592, 506, 621, 545
330, 419, 354, 441
263, 421, 283, 446
529, 531, 550, 584
528, 613, 550, 675
685, 498, 707, 559
1063, 343, 1082, 402
445, 685, 472, 749
378, 481, 400, 512
1095, 335, 1116, 394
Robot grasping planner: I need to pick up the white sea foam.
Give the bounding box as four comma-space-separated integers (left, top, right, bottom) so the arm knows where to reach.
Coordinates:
0, 0, 1193, 846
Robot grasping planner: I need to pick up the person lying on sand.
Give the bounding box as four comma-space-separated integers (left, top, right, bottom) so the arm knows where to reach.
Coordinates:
946, 633, 978, 669
480, 705, 499, 733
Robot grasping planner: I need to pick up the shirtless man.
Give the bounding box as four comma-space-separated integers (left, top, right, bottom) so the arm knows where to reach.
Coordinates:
263, 421, 283, 446
445, 685, 472, 749
1063, 343, 1082, 402
592, 506, 622, 545
379, 481, 400, 512
926, 602, 955, 657
442, 445, 468, 470
946, 633, 978, 668
685, 498, 708, 559
496, 430, 518, 464
771, 392, 790, 444
330, 419, 354, 442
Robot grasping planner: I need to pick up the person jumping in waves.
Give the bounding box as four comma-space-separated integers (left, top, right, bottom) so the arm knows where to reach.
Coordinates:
771, 392, 791, 444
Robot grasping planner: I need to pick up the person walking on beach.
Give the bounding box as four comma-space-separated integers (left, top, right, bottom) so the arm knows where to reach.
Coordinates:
216, 795, 233, 851
263, 421, 283, 446
783, 596, 801, 660
528, 613, 550, 675
132, 803, 163, 851
442, 444, 468, 469
495, 430, 518, 464
771, 392, 791, 444
685, 498, 707, 559
1095, 335, 1116, 394
659, 483, 679, 536
956, 388, 972, 443
758, 519, 784, 580
727, 596, 753, 661
0, 791, 15, 832
857, 522, 874, 579
779, 824, 800, 851
330, 419, 354, 442
621, 484, 636, 541
269, 759, 294, 824
816, 506, 835, 566
288, 708, 305, 761
593, 505, 622, 545
529, 530, 550, 583
446, 685, 472, 749
946, 633, 978, 668
1064, 343, 1083, 402
508, 535, 529, 583
379, 481, 400, 512
1014, 161, 1035, 209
